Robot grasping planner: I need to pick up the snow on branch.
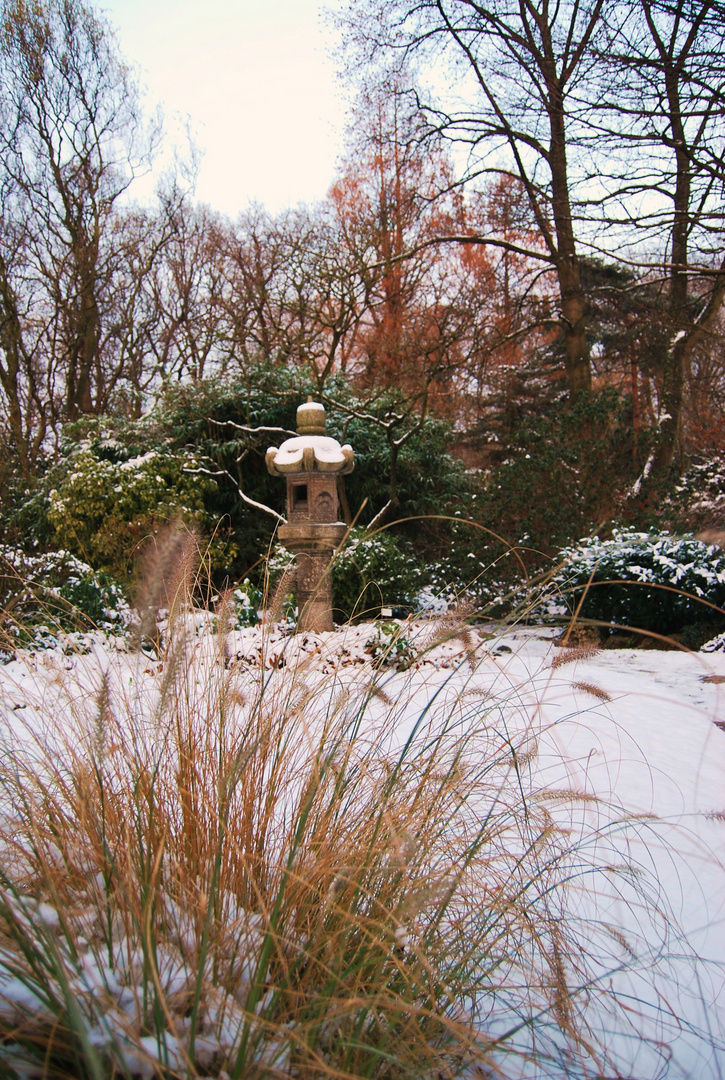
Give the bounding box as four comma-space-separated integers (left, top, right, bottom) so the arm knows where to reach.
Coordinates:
207, 418, 296, 439
183, 463, 286, 524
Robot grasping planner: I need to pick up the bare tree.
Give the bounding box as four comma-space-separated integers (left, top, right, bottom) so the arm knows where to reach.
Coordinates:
581, 0, 725, 470
221, 205, 367, 394
222, 207, 309, 376
0, 0, 162, 466
338, 0, 608, 398
97, 199, 178, 417
0, 207, 47, 474
149, 200, 233, 384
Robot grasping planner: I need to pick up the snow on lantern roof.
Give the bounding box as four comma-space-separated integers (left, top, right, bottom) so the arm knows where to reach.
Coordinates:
265, 401, 354, 476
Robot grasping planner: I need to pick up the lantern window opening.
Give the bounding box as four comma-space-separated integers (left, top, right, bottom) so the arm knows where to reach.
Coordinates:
293, 484, 308, 506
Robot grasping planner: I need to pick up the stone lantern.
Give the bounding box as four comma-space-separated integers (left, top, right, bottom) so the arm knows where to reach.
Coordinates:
266, 401, 354, 632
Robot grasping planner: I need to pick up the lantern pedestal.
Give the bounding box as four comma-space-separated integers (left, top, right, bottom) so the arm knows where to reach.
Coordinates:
277, 522, 347, 632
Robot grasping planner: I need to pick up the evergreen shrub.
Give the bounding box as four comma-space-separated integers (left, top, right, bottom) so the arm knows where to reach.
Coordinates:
268, 532, 425, 624
555, 529, 725, 642
0, 547, 130, 651
332, 529, 424, 620
227, 579, 263, 628
363, 619, 418, 668
663, 457, 725, 533
6, 368, 480, 595
323, 379, 477, 536
480, 389, 639, 566
11, 441, 227, 583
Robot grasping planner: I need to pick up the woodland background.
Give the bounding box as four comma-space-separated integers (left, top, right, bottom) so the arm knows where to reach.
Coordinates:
1, 0, 725, 623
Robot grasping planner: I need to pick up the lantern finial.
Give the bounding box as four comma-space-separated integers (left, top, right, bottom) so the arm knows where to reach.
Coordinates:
296, 400, 326, 436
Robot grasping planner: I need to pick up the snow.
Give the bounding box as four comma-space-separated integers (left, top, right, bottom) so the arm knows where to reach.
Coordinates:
632, 449, 655, 496
119, 451, 158, 471
0, 622, 723, 1077
268, 433, 353, 469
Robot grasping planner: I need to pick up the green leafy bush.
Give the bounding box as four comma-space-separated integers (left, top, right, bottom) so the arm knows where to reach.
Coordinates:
13, 441, 228, 582
6, 367, 481, 594
323, 377, 478, 536
555, 529, 725, 640
332, 528, 424, 621
0, 546, 130, 651
228, 578, 263, 628
266, 531, 424, 624
364, 619, 418, 668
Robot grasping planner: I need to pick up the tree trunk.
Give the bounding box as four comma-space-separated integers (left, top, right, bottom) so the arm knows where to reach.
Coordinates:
548, 88, 591, 397
656, 252, 725, 472
0, 253, 32, 476
67, 242, 101, 419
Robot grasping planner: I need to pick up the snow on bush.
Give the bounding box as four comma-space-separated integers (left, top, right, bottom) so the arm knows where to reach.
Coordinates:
555, 528, 725, 639
15, 441, 226, 581
668, 456, 725, 531
0, 547, 130, 654
226, 578, 263, 629
364, 619, 418, 669
332, 528, 424, 619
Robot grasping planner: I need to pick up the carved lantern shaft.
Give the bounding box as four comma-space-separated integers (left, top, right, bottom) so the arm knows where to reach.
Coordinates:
266, 401, 354, 632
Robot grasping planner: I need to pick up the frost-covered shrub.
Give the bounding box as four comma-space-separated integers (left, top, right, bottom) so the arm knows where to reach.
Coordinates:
208, 580, 263, 633
422, 544, 516, 615
262, 545, 298, 625
702, 631, 725, 653
555, 529, 725, 639
332, 529, 424, 621
268, 535, 509, 626
666, 457, 725, 533
414, 585, 452, 616
0, 547, 130, 650
10, 440, 240, 583
228, 579, 263, 628
266, 544, 296, 583
43, 444, 222, 579
265, 532, 423, 624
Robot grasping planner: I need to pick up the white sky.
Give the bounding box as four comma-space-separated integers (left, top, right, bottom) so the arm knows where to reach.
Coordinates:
99, 0, 349, 217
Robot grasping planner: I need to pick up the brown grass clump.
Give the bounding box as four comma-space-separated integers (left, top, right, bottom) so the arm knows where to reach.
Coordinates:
0, 544, 662, 1079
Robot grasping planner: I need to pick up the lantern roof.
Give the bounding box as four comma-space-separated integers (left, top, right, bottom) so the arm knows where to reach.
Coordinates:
266, 401, 354, 476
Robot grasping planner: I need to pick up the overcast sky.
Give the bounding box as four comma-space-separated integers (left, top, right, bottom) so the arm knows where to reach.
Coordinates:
100, 0, 348, 217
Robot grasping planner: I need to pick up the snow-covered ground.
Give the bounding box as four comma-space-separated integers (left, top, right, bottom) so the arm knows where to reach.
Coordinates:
480, 629, 725, 1079
0, 620, 723, 1078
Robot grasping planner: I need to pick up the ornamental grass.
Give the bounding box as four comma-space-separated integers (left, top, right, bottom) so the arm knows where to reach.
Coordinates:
0, 536, 690, 1079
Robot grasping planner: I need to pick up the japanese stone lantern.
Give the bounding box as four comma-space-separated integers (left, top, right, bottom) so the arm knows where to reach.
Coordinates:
266, 401, 354, 632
